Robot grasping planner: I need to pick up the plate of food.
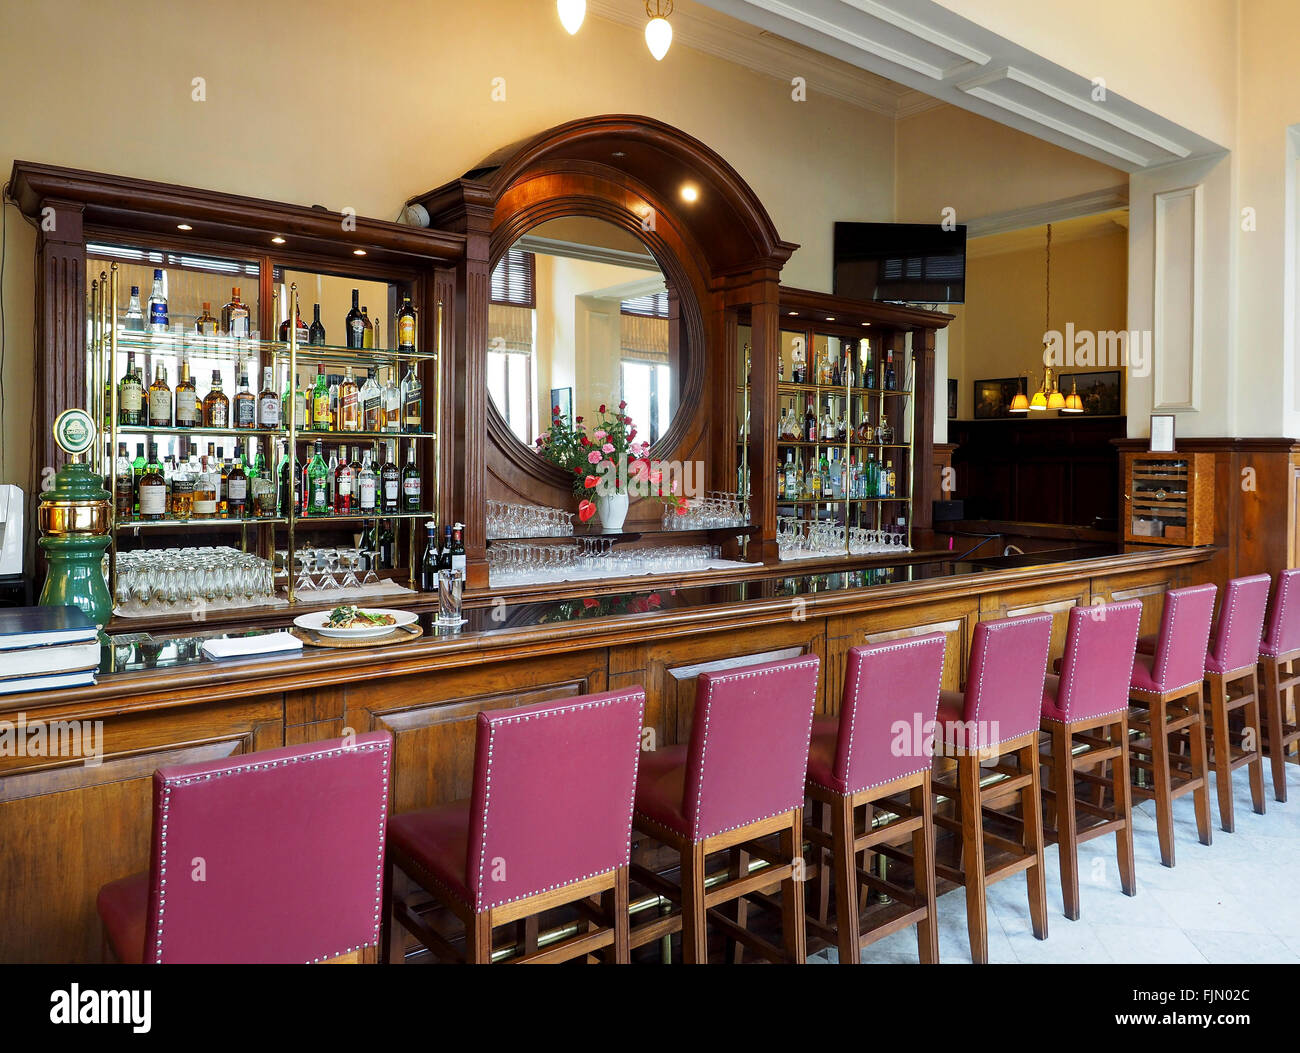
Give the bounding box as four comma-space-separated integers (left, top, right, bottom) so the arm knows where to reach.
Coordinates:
294, 606, 417, 640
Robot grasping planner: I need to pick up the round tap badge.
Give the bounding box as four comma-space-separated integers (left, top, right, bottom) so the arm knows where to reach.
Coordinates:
53, 408, 97, 458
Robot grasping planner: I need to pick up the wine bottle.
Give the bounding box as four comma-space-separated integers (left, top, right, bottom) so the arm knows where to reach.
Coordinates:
309, 304, 326, 346
401, 444, 420, 512
345, 290, 365, 350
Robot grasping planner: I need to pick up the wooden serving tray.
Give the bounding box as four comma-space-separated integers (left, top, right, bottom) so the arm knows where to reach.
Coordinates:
289, 623, 424, 649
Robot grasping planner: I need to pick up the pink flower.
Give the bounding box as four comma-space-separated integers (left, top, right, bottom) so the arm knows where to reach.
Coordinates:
602, 442, 614, 454
593, 429, 607, 440
587, 450, 602, 464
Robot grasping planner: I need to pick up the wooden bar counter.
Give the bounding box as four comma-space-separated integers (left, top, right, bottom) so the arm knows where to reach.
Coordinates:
0, 544, 1211, 962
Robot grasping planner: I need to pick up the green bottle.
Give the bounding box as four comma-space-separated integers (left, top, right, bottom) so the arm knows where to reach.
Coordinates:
306, 440, 330, 516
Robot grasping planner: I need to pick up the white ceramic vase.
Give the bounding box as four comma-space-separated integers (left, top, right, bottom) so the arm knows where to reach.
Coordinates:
596, 491, 629, 530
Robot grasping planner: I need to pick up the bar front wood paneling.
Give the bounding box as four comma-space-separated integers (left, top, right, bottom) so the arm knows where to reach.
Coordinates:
0, 546, 1210, 963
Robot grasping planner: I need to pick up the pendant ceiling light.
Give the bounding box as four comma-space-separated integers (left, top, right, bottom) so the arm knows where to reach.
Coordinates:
1031, 223, 1062, 412
645, 0, 674, 60
1010, 373, 1030, 413
557, 0, 586, 35
1062, 377, 1084, 413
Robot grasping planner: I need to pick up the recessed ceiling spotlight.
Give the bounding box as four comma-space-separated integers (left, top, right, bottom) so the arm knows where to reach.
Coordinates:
353, 249, 367, 256
680, 183, 699, 203
862, 321, 871, 326
826, 316, 836, 322
271, 236, 286, 245
176, 223, 192, 231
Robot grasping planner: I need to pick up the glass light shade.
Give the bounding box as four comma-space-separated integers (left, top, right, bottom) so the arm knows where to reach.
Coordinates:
1047, 389, 1066, 410
645, 16, 673, 60
1010, 392, 1030, 413
557, 0, 585, 35
1063, 390, 1083, 413
1030, 389, 1048, 411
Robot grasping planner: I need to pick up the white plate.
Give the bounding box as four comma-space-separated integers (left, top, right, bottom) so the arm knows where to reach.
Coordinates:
293, 608, 418, 639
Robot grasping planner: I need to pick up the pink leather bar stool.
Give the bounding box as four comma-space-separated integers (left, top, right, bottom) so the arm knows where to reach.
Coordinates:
96, 732, 392, 963
382, 689, 644, 964
1040, 600, 1142, 921
1202, 574, 1270, 830
931, 612, 1053, 964
1128, 583, 1217, 867
805, 634, 945, 964
1259, 568, 1300, 802
629, 655, 820, 964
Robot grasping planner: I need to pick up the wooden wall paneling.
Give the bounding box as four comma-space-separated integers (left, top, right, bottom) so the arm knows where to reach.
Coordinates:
1089, 565, 1185, 639
977, 579, 1092, 667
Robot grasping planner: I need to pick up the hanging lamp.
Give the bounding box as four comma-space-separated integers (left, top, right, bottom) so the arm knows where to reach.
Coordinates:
645, 0, 673, 60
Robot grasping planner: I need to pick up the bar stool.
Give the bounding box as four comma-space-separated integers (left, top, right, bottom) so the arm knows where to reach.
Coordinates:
1202, 574, 1270, 830
382, 690, 645, 964
629, 655, 820, 964
1259, 568, 1300, 802
931, 612, 1053, 964
1040, 600, 1142, 921
805, 634, 945, 964
1127, 583, 1217, 867
96, 732, 393, 963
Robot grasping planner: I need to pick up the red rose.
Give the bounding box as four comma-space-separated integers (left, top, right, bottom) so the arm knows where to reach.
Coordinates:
599, 404, 607, 413
576, 415, 584, 423
629, 429, 636, 439
619, 400, 627, 409
580, 435, 589, 445
552, 405, 560, 414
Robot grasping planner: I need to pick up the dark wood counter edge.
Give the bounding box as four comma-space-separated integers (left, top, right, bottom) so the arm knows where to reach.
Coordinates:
5, 546, 1213, 721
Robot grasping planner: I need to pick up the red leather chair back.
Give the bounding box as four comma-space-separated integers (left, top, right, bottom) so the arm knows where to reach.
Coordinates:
835, 634, 945, 793
961, 613, 1053, 742
683, 655, 820, 841
1206, 574, 1271, 673
1055, 600, 1143, 722
1261, 569, 1300, 658
145, 732, 392, 963
1150, 583, 1218, 690
467, 689, 644, 912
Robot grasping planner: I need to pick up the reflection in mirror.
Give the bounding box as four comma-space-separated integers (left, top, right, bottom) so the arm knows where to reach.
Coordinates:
488, 217, 682, 451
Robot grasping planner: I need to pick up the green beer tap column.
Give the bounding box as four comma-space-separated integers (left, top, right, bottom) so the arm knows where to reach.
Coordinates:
38, 409, 113, 627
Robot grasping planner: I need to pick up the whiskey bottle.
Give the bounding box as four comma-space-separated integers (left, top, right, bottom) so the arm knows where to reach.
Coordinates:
400, 360, 422, 433
381, 441, 401, 513
203, 369, 230, 428
397, 294, 417, 352
360, 368, 382, 432
222, 287, 251, 338
147, 269, 168, 333
195, 302, 218, 336
383, 368, 402, 432
175, 359, 197, 428
233, 365, 257, 430
345, 290, 365, 350
227, 454, 248, 518
308, 303, 326, 346
311, 365, 331, 431
147, 362, 172, 427
257, 366, 281, 429
192, 454, 219, 518
170, 453, 194, 521
113, 443, 133, 517
138, 443, 167, 521
400, 444, 420, 512
120, 352, 144, 426
337, 365, 360, 432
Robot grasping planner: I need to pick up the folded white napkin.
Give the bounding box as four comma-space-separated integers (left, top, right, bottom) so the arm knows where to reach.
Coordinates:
201, 632, 303, 660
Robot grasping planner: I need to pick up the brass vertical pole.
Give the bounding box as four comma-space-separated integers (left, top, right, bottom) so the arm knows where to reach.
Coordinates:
844, 343, 851, 557
287, 282, 297, 606
741, 344, 750, 559
434, 298, 443, 533
108, 265, 119, 603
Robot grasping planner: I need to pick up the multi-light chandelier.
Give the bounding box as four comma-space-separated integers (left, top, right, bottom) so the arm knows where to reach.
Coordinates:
1011, 222, 1082, 414
555, 1, 675, 61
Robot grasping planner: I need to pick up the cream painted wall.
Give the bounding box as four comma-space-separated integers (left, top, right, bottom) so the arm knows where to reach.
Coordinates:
0, 0, 896, 487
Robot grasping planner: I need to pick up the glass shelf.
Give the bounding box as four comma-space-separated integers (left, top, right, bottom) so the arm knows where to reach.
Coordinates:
292, 430, 437, 442
773, 382, 912, 396
115, 516, 287, 530
294, 511, 433, 525
112, 425, 436, 441
763, 440, 910, 450
779, 497, 911, 505
110, 330, 436, 362
487, 523, 759, 543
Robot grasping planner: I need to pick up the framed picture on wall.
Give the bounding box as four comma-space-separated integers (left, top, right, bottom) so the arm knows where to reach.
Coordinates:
973, 377, 1020, 419
550, 386, 573, 427
1061, 369, 1123, 416
947, 379, 959, 419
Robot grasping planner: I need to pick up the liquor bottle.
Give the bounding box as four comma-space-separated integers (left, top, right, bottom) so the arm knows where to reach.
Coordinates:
147, 269, 168, 333
278, 301, 309, 345
123, 286, 145, 333
884, 350, 897, 392
884, 460, 896, 498
337, 365, 360, 431
311, 365, 331, 431
146, 362, 172, 427
809, 456, 822, 501
308, 304, 326, 346
400, 360, 422, 433
357, 449, 378, 514
193, 455, 219, 518
203, 369, 230, 428
820, 409, 835, 441
361, 307, 374, 349
420, 521, 439, 590
222, 287, 251, 338
170, 453, 193, 520
831, 352, 842, 387
195, 302, 218, 336
791, 343, 806, 385
803, 399, 816, 444
227, 454, 248, 518
820, 453, 831, 498
377, 519, 395, 570
777, 356, 784, 382
450, 524, 466, 575
120, 352, 144, 426
866, 452, 879, 498
400, 444, 420, 512
329, 374, 340, 427
284, 371, 306, 430
437, 525, 453, 571
360, 368, 382, 432
378, 442, 398, 513
332, 446, 355, 514
138, 443, 167, 521
211, 445, 227, 516
397, 294, 417, 352
174, 359, 197, 428
783, 451, 797, 501
113, 443, 133, 517
131, 442, 146, 511
861, 342, 873, 389
257, 366, 281, 429
306, 441, 330, 516
233, 365, 257, 430
345, 289, 365, 349
325, 446, 339, 509
383, 368, 402, 432
277, 442, 300, 518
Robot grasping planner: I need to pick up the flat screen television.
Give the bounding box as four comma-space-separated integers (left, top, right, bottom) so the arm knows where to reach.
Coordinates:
833, 221, 967, 305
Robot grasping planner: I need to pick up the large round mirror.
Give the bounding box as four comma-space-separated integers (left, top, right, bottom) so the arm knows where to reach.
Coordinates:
487, 216, 684, 454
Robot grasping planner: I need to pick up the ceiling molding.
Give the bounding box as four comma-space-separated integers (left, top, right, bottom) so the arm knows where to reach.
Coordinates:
965, 185, 1130, 239
967, 209, 1130, 259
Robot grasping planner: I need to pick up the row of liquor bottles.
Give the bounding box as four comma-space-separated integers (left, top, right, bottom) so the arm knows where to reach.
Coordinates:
778, 448, 900, 502
112, 437, 423, 522
115, 353, 422, 433
119, 268, 418, 352
776, 342, 900, 390
774, 401, 896, 445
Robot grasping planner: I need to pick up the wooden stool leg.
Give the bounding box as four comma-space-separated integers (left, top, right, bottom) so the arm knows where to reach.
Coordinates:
1189, 686, 1214, 846
680, 841, 709, 964
913, 776, 940, 964
1147, 697, 1176, 867
1112, 715, 1137, 896
467, 912, 493, 964
1207, 674, 1234, 832
725, 846, 750, 964
832, 792, 861, 964
781, 807, 807, 965
958, 753, 989, 963
1262, 659, 1289, 803
612, 865, 631, 964
1023, 741, 1049, 940
1051, 723, 1080, 921
1244, 670, 1266, 816
812, 799, 832, 928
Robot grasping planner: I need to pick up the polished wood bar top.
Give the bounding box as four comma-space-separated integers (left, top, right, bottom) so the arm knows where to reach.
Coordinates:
8, 544, 1213, 718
